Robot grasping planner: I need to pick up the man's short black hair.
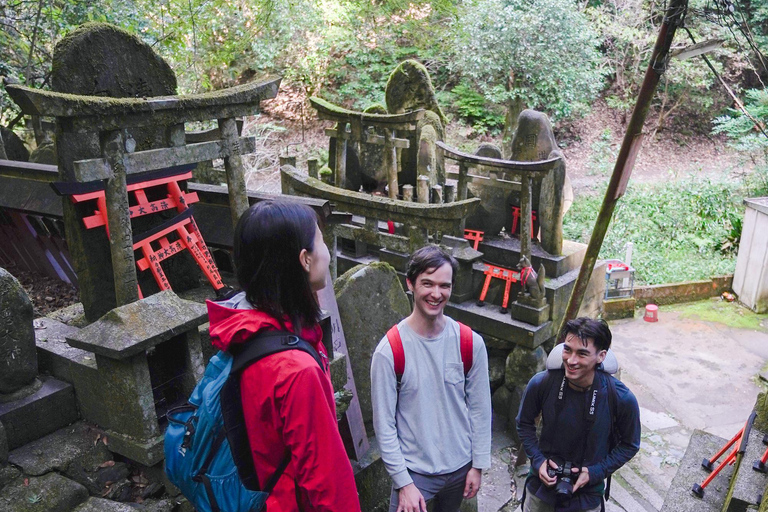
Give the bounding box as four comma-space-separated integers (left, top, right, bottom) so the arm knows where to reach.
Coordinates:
406, 245, 458, 285
560, 317, 612, 352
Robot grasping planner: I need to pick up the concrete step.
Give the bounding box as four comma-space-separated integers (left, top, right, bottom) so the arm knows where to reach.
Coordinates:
608, 469, 660, 512
660, 430, 732, 512
616, 464, 664, 510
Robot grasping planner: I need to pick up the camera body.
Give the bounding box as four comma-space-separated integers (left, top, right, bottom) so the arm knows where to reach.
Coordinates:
546, 460, 581, 502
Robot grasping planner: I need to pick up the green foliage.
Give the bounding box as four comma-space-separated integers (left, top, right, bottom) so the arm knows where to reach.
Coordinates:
447, 83, 504, 134
453, 0, 604, 120
563, 177, 743, 285
713, 89, 768, 195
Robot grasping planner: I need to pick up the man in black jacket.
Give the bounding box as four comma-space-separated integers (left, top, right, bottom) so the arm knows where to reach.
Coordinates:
516, 318, 641, 512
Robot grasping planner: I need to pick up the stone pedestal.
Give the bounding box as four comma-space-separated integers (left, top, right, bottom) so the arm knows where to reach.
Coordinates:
509, 294, 550, 326
0, 268, 37, 398
441, 235, 483, 303
65, 291, 206, 465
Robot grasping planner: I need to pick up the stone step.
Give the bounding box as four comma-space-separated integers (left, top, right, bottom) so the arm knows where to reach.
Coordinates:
722, 426, 768, 512
660, 430, 732, 512
609, 470, 659, 512
616, 464, 665, 510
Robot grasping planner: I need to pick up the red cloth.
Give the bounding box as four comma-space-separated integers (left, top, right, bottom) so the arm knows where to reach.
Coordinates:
207, 300, 361, 512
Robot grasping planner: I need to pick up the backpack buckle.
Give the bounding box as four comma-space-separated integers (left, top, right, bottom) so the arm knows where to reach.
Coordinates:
284, 335, 300, 346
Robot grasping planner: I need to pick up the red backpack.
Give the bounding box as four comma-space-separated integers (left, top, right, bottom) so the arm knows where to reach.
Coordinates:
386, 322, 474, 390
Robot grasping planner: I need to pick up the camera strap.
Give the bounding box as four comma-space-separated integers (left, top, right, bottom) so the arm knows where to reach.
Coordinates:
553, 373, 600, 471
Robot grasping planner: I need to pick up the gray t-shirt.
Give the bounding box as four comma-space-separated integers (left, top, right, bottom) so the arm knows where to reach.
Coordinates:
371, 317, 492, 488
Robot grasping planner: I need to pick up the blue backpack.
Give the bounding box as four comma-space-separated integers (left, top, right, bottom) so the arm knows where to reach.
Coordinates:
164, 331, 322, 512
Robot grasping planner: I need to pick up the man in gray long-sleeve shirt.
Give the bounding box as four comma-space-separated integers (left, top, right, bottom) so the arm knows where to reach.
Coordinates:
371, 245, 492, 512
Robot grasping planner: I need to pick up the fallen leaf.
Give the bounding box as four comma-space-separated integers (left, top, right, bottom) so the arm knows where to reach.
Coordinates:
99, 460, 115, 468
102, 436, 108, 445
23, 479, 29, 487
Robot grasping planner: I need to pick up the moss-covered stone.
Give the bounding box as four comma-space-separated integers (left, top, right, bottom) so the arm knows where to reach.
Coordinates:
385, 60, 446, 125
0, 268, 37, 394
51, 22, 176, 97
28, 141, 56, 165
363, 103, 388, 115
504, 346, 546, 391
0, 126, 29, 162
0, 472, 88, 512
334, 262, 411, 427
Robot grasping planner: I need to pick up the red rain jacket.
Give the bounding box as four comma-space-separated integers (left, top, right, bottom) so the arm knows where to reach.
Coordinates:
207, 299, 361, 512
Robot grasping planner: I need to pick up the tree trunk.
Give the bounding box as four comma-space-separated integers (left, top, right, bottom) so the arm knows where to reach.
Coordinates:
502, 95, 525, 159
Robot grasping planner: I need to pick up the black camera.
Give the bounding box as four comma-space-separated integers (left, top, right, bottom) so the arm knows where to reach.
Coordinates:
546, 460, 581, 503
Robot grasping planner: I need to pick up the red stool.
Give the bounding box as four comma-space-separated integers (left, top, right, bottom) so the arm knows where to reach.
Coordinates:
644, 304, 658, 322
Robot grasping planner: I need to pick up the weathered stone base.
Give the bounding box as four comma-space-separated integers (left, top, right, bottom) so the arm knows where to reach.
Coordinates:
352, 439, 391, 512
0, 375, 78, 450
105, 430, 165, 467
603, 297, 636, 320
478, 237, 587, 279
661, 429, 732, 512
509, 300, 550, 326
446, 300, 553, 349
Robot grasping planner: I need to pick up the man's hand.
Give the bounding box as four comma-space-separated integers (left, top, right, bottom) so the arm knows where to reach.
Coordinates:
538, 460, 558, 487
463, 468, 482, 499
397, 483, 427, 512
571, 466, 590, 492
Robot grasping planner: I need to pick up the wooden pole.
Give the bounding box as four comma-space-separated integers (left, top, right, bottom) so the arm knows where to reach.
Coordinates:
102, 130, 139, 306
562, 0, 689, 328
218, 117, 249, 228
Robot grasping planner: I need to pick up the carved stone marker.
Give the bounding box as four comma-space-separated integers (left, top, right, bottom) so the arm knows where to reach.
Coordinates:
0, 268, 36, 395
0, 126, 28, 162
509, 110, 566, 256
334, 262, 411, 428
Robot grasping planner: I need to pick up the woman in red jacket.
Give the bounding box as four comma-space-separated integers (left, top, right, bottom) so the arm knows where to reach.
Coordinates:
207, 200, 361, 512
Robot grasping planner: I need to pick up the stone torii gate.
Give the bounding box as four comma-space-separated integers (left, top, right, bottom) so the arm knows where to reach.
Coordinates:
310, 96, 424, 197
5, 77, 281, 319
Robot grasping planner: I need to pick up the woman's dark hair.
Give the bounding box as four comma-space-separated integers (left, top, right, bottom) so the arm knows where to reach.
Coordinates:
406, 245, 458, 285
559, 317, 612, 352
234, 200, 321, 333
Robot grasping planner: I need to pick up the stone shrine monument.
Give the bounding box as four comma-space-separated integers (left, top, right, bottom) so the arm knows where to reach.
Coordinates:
0, 268, 77, 452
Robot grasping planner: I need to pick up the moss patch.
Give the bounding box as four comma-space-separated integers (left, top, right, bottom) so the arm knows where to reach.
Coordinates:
665, 299, 768, 332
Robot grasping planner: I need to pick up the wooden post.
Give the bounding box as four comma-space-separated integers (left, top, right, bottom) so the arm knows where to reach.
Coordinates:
280, 155, 296, 167
402, 185, 414, 202
102, 130, 139, 306
335, 123, 348, 189
218, 117, 249, 228
385, 130, 399, 199
308, 158, 319, 179
520, 175, 533, 264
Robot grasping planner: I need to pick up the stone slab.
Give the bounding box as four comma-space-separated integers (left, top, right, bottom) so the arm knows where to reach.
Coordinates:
66, 291, 207, 359
0, 471, 88, 512
8, 421, 109, 476
0, 375, 78, 450
604, 297, 636, 321
445, 300, 553, 349
724, 427, 768, 512
330, 352, 348, 391
352, 439, 391, 512
73, 497, 137, 512
478, 237, 587, 279
105, 429, 165, 467
660, 429, 732, 512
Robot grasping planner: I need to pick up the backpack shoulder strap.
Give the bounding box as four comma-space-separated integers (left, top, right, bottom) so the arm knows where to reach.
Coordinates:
457, 322, 473, 375
223, 330, 321, 493
603, 372, 620, 502
386, 325, 405, 389
231, 330, 322, 374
